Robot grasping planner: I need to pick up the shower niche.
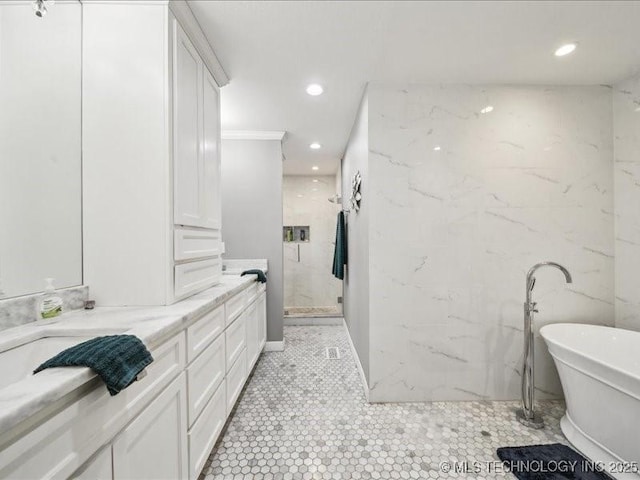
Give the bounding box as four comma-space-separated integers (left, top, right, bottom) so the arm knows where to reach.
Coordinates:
283, 226, 310, 243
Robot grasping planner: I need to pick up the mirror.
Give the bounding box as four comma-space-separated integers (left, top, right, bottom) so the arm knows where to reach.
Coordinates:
0, 1, 82, 298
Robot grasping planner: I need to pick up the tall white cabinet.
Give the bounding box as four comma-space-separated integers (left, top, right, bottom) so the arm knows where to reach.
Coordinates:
83, 1, 225, 306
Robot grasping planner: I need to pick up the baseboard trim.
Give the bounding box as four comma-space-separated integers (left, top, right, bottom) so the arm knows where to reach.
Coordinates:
342, 319, 369, 402
264, 340, 285, 352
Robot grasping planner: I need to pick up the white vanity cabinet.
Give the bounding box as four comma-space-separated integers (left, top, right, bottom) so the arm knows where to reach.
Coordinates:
246, 287, 268, 371
112, 373, 189, 480
0, 280, 266, 480
83, 1, 225, 306
184, 282, 266, 480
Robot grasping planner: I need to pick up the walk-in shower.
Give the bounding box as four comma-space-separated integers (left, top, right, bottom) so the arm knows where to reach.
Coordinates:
283, 175, 343, 318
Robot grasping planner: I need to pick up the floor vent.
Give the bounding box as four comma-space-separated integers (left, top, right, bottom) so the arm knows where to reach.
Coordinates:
325, 347, 341, 359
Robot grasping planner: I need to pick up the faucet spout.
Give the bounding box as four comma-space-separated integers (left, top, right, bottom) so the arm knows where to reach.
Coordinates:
527, 261, 572, 287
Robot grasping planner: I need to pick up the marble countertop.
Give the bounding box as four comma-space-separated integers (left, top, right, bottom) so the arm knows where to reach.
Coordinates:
0, 272, 261, 436
222, 258, 268, 275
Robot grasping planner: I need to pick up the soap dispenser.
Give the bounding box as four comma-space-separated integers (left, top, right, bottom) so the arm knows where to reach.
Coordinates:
40, 278, 63, 319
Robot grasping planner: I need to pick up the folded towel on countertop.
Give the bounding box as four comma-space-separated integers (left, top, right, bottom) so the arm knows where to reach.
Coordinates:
241, 269, 267, 283
33, 335, 153, 396
332, 211, 348, 280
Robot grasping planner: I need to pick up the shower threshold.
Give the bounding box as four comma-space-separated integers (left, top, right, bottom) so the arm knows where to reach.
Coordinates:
284, 306, 341, 318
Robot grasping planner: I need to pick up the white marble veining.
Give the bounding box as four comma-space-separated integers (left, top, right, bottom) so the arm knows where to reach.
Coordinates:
283, 175, 342, 310
0, 274, 257, 436
614, 73, 640, 332
0, 285, 89, 332
367, 84, 615, 402
222, 258, 268, 275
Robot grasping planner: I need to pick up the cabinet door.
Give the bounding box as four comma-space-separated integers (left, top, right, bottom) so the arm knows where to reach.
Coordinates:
258, 291, 267, 348
70, 447, 113, 480
173, 21, 203, 228
201, 68, 221, 230
113, 373, 188, 480
245, 300, 259, 369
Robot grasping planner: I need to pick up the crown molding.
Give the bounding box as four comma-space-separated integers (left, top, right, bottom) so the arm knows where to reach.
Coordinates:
170, 1, 229, 87
222, 131, 287, 141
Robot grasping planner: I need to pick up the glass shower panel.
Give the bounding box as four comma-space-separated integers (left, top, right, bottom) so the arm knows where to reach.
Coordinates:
283, 175, 342, 317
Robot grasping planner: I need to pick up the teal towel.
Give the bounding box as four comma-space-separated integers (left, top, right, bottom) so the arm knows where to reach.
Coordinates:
33, 335, 153, 396
241, 269, 267, 283
332, 211, 348, 280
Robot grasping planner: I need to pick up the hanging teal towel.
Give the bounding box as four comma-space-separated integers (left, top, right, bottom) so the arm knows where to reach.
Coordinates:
33, 335, 153, 396
332, 211, 348, 280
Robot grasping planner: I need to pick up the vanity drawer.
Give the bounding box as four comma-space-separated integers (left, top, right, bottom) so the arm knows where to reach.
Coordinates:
225, 314, 246, 372
186, 304, 224, 363
119, 333, 186, 414
225, 290, 246, 326
175, 258, 221, 300
174, 228, 221, 261
188, 382, 226, 480
187, 335, 225, 426
226, 350, 247, 413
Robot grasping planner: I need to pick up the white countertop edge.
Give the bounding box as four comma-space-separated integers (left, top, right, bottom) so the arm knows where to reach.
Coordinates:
0, 273, 260, 436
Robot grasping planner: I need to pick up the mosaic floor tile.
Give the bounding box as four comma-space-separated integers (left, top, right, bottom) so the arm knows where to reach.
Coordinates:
199, 326, 566, 480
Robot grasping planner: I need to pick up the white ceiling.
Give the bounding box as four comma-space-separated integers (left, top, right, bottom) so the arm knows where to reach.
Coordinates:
189, 1, 640, 175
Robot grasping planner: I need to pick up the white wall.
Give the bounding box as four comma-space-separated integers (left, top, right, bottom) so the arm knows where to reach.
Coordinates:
0, 3, 82, 298
341, 92, 370, 382
614, 73, 640, 331
366, 84, 614, 402
283, 175, 341, 309
221, 138, 284, 342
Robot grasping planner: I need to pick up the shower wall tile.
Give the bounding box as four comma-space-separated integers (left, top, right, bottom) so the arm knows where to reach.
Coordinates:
367, 84, 614, 402
283, 175, 342, 309
614, 74, 640, 331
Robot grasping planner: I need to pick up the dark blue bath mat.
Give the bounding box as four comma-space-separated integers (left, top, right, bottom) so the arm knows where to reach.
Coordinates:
497, 443, 614, 479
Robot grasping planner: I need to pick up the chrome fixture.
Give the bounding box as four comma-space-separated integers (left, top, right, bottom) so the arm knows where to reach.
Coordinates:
33, 0, 53, 17
516, 262, 572, 429
350, 171, 362, 212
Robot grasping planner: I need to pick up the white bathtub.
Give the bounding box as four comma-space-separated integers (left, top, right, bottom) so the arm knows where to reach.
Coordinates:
541, 323, 640, 479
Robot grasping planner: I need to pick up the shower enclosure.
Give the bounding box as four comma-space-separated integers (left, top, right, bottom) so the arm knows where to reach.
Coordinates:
283, 175, 342, 317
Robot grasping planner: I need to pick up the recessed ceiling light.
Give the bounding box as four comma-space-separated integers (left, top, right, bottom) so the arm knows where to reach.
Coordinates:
555, 43, 577, 57
312, 188, 318, 192
480, 105, 494, 114
635, 105, 640, 112
297, 194, 304, 198
312, 179, 319, 183
312, 166, 319, 171
433, 146, 441, 151
306, 84, 324, 96
309, 142, 321, 150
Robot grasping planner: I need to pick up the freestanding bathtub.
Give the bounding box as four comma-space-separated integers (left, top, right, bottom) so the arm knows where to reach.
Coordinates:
541, 323, 640, 479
